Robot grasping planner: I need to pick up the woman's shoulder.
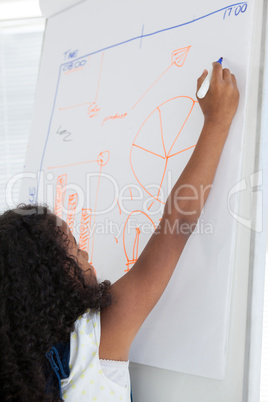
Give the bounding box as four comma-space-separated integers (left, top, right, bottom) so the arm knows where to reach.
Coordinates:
75, 308, 100, 325
72, 308, 101, 342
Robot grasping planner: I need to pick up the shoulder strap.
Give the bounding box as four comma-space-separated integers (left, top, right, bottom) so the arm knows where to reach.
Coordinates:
45, 340, 70, 400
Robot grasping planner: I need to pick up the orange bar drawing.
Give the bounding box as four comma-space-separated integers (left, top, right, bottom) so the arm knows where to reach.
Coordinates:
79, 208, 92, 254
54, 174, 67, 218
66, 193, 78, 234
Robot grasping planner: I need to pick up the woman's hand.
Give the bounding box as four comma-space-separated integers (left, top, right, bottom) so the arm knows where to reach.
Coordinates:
197, 62, 240, 129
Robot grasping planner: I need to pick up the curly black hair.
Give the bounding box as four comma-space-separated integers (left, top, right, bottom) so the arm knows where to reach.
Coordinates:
0, 204, 112, 401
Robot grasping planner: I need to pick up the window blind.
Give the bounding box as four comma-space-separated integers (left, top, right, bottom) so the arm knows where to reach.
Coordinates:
0, 18, 45, 213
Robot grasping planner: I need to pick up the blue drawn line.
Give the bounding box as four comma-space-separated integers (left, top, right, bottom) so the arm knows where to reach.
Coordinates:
140, 24, 144, 49
37, 1, 247, 193
58, 2, 247, 67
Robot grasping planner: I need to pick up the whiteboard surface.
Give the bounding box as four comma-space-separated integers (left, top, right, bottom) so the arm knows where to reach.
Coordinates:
21, 0, 255, 380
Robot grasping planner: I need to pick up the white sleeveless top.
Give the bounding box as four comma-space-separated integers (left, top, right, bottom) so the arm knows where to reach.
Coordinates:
61, 309, 131, 401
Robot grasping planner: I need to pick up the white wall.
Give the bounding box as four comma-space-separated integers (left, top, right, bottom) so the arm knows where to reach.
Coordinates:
0, 0, 42, 19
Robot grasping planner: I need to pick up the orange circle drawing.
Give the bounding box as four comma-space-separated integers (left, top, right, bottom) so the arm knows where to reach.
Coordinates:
130, 96, 197, 204
123, 210, 156, 271
97, 150, 110, 166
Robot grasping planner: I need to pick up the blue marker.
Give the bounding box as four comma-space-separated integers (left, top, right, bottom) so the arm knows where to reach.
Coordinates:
197, 57, 223, 99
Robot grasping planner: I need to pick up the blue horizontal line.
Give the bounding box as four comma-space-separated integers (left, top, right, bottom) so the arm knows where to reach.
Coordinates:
60, 2, 247, 68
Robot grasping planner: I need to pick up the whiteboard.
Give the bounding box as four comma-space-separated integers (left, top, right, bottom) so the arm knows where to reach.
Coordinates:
21, 0, 255, 380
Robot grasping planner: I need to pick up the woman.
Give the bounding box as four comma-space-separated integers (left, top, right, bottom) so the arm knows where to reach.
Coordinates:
0, 63, 239, 401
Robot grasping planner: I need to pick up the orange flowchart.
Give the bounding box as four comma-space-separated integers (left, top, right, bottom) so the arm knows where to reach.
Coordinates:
48, 45, 198, 271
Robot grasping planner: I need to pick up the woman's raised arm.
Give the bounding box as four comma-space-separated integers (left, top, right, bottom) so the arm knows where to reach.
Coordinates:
99, 62, 240, 361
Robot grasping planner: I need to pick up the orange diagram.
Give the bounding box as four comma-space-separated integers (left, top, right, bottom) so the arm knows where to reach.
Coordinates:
52, 46, 192, 271
53, 151, 110, 266
130, 96, 197, 204
132, 46, 191, 109
123, 210, 156, 271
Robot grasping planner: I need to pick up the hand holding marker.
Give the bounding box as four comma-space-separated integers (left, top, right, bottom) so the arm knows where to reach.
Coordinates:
197, 57, 223, 99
